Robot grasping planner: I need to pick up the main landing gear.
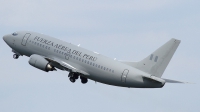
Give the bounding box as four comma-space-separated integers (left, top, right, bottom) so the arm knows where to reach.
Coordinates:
80, 76, 88, 84
13, 54, 19, 59
68, 72, 88, 84
68, 72, 79, 83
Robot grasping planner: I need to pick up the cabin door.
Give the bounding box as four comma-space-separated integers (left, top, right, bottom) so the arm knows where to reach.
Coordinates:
121, 69, 129, 82
21, 33, 31, 46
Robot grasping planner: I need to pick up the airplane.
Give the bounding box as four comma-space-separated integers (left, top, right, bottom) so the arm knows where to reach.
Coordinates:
3, 31, 185, 88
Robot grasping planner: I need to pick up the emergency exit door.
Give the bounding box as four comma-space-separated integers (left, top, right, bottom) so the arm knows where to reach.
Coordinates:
121, 69, 129, 82
65, 51, 71, 60
21, 33, 31, 46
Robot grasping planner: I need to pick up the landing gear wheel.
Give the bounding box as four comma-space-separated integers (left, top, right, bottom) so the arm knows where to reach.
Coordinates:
80, 76, 88, 84
68, 72, 73, 77
69, 77, 76, 83
74, 74, 79, 79
81, 79, 88, 84
68, 72, 79, 79
13, 54, 19, 59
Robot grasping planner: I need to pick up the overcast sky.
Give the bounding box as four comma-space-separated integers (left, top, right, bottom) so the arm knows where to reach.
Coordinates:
0, 0, 200, 112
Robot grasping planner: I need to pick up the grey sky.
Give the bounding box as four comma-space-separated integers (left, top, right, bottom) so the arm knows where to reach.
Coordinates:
0, 0, 200, 112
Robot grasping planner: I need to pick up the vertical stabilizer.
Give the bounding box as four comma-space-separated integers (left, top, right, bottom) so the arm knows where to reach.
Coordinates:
128, 38, 181, 77
137, 38, 181, 77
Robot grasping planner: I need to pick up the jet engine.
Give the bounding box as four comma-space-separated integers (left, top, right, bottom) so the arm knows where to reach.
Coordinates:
29, 54, 55, 72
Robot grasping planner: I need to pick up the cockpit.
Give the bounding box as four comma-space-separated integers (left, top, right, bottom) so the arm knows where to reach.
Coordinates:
12, 32, 18, 36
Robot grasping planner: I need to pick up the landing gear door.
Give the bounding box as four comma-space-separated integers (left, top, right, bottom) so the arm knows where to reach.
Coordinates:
121, 69, 129, 82
21, 33, 31, 46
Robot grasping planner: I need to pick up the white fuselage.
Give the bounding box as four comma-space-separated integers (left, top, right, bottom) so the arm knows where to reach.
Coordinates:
3, 31, 165, 88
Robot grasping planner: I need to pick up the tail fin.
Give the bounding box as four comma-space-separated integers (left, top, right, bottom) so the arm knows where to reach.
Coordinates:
122, 38, 181, 77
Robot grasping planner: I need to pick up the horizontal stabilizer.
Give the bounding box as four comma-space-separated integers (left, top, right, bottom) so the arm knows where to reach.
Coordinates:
163, 78, 192, 84
142, 75, 166, 84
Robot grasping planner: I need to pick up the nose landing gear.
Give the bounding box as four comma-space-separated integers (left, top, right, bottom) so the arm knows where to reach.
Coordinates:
13, 54, 19, 59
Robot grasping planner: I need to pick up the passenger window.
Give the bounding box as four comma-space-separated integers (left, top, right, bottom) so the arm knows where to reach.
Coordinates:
82, 59, 84, 62
48, 47, 50, 50
76, 57, 78, 60
101, 66, 103, 69
98, 65, 100, 68
79, 58, 81, 61
104, 67, 106, 70
85, 60, 87, 63
43, 45, 44, 48
112, 70, 114, 73
109, 69, 111, 72
93, 63, 95, 66
87, 61, 89, 64
73, 56, 75, 59
96, 64, 98, 67
64, 53, 67, 55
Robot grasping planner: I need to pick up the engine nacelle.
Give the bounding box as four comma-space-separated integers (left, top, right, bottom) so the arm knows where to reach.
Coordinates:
29, 54, 55, 72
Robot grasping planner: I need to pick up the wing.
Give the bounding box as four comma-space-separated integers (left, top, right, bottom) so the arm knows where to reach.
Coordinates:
45, 57, 89, 76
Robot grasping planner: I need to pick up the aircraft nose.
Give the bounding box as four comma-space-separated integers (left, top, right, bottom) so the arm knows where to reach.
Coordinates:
3, 35, 8, 42
3, 35, 6, 41
3, 34, 10, 44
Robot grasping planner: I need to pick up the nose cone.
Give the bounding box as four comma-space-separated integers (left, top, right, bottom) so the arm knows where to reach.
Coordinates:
3, 34, 11, 45
3, 35, 6, 41
3, 35, 9, 43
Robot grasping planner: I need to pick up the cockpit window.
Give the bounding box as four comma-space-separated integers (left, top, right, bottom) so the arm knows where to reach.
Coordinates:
12, 32, 18, 36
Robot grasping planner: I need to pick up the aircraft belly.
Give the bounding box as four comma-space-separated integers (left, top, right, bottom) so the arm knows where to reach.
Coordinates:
88, 71, 136, 87
126, 74, 144, 88
87, 69, 122, 86
126, 71, 164, 88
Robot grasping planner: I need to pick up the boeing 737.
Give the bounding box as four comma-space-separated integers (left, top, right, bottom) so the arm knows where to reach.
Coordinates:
3, 31, 185, 88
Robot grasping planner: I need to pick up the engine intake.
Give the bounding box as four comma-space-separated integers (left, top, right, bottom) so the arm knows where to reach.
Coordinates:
29, 54, 55, 72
